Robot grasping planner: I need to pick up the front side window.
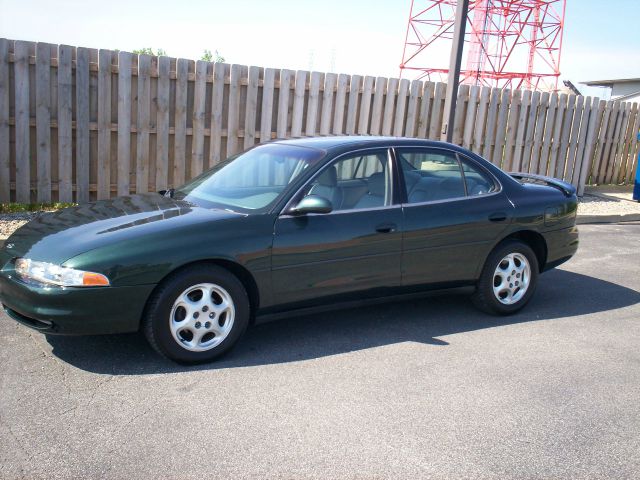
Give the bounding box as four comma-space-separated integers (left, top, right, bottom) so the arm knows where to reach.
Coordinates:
303, 150, 392, 211
174, 143, 324, 212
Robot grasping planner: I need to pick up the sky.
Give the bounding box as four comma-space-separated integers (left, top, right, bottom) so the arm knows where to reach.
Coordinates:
1, 0, 638, 98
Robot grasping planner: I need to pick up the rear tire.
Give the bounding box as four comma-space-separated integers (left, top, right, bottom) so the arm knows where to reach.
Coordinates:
472, 240, 539, 315
143, 264, 250, 364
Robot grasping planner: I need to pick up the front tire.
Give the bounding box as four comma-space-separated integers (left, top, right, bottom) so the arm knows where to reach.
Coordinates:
472, 240, 539, 315
143, 265, 250, 364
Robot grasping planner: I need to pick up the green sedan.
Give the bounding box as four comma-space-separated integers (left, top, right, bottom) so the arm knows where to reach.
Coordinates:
0, 137, 579, 363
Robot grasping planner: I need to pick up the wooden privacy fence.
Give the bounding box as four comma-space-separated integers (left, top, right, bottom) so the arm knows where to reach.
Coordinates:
1, 38, 639, 204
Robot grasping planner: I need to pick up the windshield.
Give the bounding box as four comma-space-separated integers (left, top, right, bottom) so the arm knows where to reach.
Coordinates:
174, 143, 325, 212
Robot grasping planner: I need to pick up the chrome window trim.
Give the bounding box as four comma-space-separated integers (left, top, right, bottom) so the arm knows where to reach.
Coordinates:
400, 189, 503, 208
279, 204, 401, 219
278, 143, 505, 216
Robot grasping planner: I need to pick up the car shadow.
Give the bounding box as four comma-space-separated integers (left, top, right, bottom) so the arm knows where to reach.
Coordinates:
46, 269, 640, 375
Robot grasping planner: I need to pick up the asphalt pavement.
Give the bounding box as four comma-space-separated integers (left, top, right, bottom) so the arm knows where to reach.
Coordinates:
1, 224, 639, 479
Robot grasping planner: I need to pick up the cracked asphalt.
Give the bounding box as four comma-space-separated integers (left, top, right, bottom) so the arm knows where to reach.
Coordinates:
1, 223, 639, 479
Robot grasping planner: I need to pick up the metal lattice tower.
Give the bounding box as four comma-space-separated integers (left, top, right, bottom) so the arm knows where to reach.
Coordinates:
399, 0, 566, 91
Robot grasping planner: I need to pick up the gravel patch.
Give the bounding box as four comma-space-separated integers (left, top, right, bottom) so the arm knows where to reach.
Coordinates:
0, 212, 42, 238
578, 194, 640, 216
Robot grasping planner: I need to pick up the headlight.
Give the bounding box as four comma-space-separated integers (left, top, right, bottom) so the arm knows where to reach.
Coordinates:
14, 258, 110, 287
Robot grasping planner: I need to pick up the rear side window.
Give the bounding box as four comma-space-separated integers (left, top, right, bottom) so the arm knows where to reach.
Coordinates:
398, 150, 466, 203
460, 158, 498, 196
397, 149, 498, 203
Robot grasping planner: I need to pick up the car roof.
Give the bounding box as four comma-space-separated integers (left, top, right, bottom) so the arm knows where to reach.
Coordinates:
270, 135, 459, 153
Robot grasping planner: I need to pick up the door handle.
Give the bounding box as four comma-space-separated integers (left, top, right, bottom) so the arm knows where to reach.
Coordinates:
375, 223, 397, 233
488, 212, 508, 222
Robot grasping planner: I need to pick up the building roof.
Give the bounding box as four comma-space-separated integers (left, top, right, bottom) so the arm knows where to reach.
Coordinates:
615, 90, 640, 102
581, 77, 640, 87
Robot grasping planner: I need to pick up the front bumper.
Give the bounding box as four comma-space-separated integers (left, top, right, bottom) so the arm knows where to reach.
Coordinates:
0, 271, 155, 335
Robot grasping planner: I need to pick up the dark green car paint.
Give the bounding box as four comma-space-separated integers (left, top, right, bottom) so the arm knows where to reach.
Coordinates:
0, 137, 579, 335
272, 205, 405, 305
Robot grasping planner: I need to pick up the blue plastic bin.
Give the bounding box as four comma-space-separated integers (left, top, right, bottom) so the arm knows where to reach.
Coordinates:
635, 132, 640, 201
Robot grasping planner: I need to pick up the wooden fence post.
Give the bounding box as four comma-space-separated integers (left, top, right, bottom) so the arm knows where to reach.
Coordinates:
577, 98, 605, 196
14, 40, 31, 203
0, 39, 9, 202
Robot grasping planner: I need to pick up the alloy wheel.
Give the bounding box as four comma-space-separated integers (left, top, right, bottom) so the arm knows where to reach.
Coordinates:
169, 283, 235, 352
492, 253, 531, 305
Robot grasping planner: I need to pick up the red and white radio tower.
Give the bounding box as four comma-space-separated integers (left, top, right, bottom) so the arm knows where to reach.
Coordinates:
399, 0, 566, 91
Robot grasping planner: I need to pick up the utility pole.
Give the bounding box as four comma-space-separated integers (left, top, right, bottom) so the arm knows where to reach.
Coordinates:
440, 0, 470, 143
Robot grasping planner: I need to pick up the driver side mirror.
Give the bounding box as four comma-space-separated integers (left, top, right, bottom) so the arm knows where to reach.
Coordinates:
290, 195, 333, 215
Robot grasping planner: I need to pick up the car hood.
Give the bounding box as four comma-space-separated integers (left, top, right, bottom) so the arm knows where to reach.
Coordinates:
4, 194, 240, 264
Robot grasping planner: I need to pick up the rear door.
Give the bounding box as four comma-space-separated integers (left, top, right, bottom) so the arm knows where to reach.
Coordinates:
395, 147, 513, 286
271, 149, 403, 306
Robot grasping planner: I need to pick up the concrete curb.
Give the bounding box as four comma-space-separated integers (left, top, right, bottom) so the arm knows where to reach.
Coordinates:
576, 213, 640, 225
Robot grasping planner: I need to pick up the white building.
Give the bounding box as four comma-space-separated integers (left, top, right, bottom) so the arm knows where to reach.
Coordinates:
582, 78, 640, 103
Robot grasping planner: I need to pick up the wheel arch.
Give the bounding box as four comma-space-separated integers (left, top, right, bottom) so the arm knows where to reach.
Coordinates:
142, 258, 261, 327
497, 230, 548, 272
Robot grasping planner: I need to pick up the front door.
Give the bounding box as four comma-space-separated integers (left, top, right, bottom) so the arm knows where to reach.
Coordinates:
271, 149, 403, 307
